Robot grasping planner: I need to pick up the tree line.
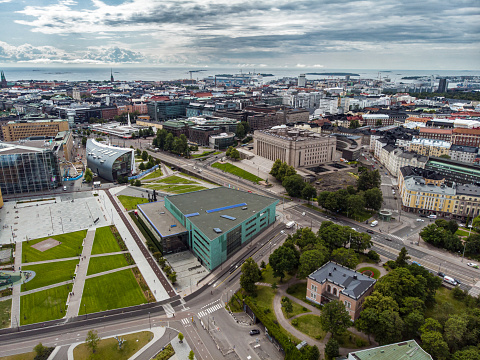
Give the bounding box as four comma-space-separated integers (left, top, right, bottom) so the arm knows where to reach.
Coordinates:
270, 160, 317, 200
152, 129, 189, 156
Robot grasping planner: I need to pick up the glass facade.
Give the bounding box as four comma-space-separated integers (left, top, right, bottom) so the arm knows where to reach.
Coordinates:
112, 152, 133, 180
0, 150, 60, 195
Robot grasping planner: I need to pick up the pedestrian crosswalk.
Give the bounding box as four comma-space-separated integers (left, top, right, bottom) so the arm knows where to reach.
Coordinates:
181, 318, 190, 325
197, 302, 224, 318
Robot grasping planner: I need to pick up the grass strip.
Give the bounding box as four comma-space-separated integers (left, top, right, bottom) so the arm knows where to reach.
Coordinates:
21, 259, 78, 292
87, 254, 129, 276
117, 195, 149, 211
211, 162, 263, 182
91, 226, 123, 255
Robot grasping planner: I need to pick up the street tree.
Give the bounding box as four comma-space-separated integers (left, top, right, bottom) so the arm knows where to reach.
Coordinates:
357, 169, 381, 191
86, 330, 100, 354
269, 245, 299, 281
240, 257, 261, 295
317, 222, 350, 250
139, 162, 146, 171
34, 343, 47, 358
141, 150, 148, 161
178, 332, 184, 343
395, 247, 410, 267
188, 350, 195, 360
164, 133, 174, 151
349, 231, 372, 252
346, 194, 365, 218
374, 267, 427, 304
235, 123, 245, 139
301, 183, 317, 201
364, 188, 383, 211
282, 174, 306, 198
270, 159, 282, 179
241, 121, 250, 134
319, 300, 352, 336
331, 248, 359, 269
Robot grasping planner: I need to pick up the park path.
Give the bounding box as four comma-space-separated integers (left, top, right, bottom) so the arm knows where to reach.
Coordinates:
22, 256, 80, 266
84, 264, 137, 279
20, 280, 73, 296
90, 250, 129, 258
65, 229, 95, 318
10, 241, 22, 328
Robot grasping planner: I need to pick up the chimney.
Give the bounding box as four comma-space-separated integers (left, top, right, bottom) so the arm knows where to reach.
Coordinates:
353, 275, 357, 280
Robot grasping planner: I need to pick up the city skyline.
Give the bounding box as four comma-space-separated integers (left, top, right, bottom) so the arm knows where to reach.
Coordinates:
0, 0, 478, 70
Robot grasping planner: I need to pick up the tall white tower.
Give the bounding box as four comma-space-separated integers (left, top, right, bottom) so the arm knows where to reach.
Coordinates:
298, 74, 306, 87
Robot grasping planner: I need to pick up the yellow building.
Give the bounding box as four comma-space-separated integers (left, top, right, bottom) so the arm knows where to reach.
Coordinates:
2, 119, 69, 141
136, 119, 162, 131
409, 138, 450, 157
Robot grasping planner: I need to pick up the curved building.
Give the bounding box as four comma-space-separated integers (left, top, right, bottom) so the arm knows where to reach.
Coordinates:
86, 139, 134, 181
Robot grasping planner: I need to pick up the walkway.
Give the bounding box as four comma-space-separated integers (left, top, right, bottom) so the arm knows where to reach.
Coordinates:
65, 229, 95, 318
104, 190, 176, 300
10, 241, 22, 328
20, 280, 73, 296
84, 265, 137, 279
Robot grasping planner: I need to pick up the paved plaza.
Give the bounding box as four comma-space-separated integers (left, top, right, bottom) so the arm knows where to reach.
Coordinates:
0, 193, 109, 245
164, 251, 208, 295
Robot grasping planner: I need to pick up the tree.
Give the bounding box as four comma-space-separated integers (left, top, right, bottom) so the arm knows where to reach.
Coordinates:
331, 248, 359, 269
34, 343, 47, 357
376, 309, 404, 345
229, 147, 240, 160
357, 169, 381, 191
349, 231, 372, 253
421, 331, 450, 360
141, 150, 148, 161
301, 183, 317, 201
318, 222, 350, 250
298, 249, 327, 278
270, 159, 282, 178
439, 154, 451, 159
346, 194, 365, 218
349, 119, 361, 129
403, 310, 424, 338
444, 315, 468, 352
86, 330, 100, 354
235, 123, 246, 139
282, 174, 306, 198
319, 300, 352, 336
375, 267, 427, 305
269, 245, 299, 281
178, 332, 184, 343
395, 247, 411, 267
164, 133, 174, 151
325, 337, 339, 360
82, 136, 87, 146
134, 179, 141, 187
421, 318, 443, 333
139, 162, 146, 171
453, 348, 480, 360
376, 119, 383, 126
282, 297, 293, 316
240, 258, 261, 294
241, 121, 250, 134
364, 188, 383, 211
84, 168, 93, 183
188, 350, 195, 360
168, 272, 177, 283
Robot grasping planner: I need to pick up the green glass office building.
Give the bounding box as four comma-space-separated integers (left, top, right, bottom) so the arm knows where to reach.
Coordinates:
137, 187, 278, 270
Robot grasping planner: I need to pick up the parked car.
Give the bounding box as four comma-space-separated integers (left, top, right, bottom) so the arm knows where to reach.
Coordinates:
416, 219, 424, 222
455, 278, 462, 285
366, 229, 374, 234
249, 329, 260, 336
467, 262, 479, 269
443, 276, 458, 286
63, 186, 67, 191
437, 272, 445, 278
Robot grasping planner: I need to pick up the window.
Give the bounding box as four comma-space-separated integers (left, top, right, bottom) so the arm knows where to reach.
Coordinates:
333, 288, 338, 296
344, 300, 351, 309
311, 284, 317, 292
327, 285, 331, 293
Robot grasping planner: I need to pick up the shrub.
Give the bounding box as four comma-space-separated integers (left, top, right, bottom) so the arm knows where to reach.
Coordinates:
356, 338, 368, 347
367, 250, 380, 262
291, 319, 299, 326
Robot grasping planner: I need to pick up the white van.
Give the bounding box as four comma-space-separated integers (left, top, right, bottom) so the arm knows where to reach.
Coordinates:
63, 186, 67, 191
371, 220, 379, 227
443, 276, 457, 286
428, 214, 437, 219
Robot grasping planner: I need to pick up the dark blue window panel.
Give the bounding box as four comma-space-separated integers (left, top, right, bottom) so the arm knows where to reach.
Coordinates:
206, 203, 247, 213
185, 212, 200, 218
213, 228, 222, 233
221, 215, 237, 220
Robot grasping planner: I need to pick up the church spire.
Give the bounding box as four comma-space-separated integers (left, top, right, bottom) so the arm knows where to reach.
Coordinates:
110, 68, 114, 82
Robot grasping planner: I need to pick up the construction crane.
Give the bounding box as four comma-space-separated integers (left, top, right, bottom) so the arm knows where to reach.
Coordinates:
187, 70, 207, 80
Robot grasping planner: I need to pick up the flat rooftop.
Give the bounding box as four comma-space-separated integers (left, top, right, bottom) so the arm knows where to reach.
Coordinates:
167, 187, 278, 240
138, 200, 187, 237
350, 340, 432, 360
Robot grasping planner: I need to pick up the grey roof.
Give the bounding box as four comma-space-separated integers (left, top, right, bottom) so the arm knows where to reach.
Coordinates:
350, 340, 433, 360
86, 139, 134, 181
383, 144, 396, 153
456, 184, 480, 196
450, 144, 478, 153
137, 200, 187, 237
308, 261, 376, 300
404, 176, 455, 195
167, 187, 278, 240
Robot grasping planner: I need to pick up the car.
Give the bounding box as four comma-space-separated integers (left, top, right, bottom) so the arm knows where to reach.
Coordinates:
351, 228, 357, 231
419, 214, 427, 218
280, 230, 285, 234
455, 278, 462, 285
63, 186, 67, 191
385, 237, 392, 241
437, 272, 445, 278
249, 329, 260, 336
416, 219, 425, 222
467, 262, 479, 269
366, 229, 374, 234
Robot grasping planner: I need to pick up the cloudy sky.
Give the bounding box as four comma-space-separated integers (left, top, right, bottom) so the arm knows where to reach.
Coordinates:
0, 0, 478, 69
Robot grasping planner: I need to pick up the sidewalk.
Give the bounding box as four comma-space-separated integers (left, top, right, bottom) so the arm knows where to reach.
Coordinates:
66, 229, 95, 318
10, 241, 22, 328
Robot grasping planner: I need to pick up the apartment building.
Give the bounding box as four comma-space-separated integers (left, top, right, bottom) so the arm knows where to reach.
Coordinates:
425, 157, 480, 186
383, 148, 427, 177
419, 128, 453, 142
409, 138, 450, 157
253, 127, 336, 168
452, 128, 480, 147
1, 118, 69, 141
306, 262, 376, 320
449, 145, 479, 164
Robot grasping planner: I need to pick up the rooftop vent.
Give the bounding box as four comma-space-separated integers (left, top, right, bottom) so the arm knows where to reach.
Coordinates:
328, 272, 332, 276
213, 228, 222, 233
353, 275, 357, 280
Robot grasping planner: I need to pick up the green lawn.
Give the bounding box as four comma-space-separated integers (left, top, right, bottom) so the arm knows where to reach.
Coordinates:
455, 228, 471, 237
334, 330, 369, 348
80, 269, 147, 314
0, 299, 11, 329
425, 286, 467, 319
117, 195, 149, 211
141, 168, 163, 180
20, 284, 72, 325
281, 298, 310, 319
293, 314, 327, 340
91, 226, 122, 255
87, 254, 129, 276
286, 282, 308, 302
191, 150, 217, 158
143, 183, 207, 194
22, 230, 87, 263
261, 264, 293, 284
73, 331, 153, 360
21, 259, 78, 292
154, 175, 198, 184
212, 162, 263, 183
357, 267, 381, 279
248, 286, 300, 343
0, 352, 36, 360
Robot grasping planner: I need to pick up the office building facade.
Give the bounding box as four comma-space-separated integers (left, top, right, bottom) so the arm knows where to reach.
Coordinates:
0, 143, 61, 195
2, 119, 69, 141
86, 139, 134, 182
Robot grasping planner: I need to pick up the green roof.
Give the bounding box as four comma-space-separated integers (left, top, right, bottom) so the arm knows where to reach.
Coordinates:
167, 187, 278, 240
350, 340, 432, 360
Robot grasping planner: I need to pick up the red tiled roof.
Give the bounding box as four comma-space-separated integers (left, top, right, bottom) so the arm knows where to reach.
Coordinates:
420, 128, 453, 134
453, 128, 480, 135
